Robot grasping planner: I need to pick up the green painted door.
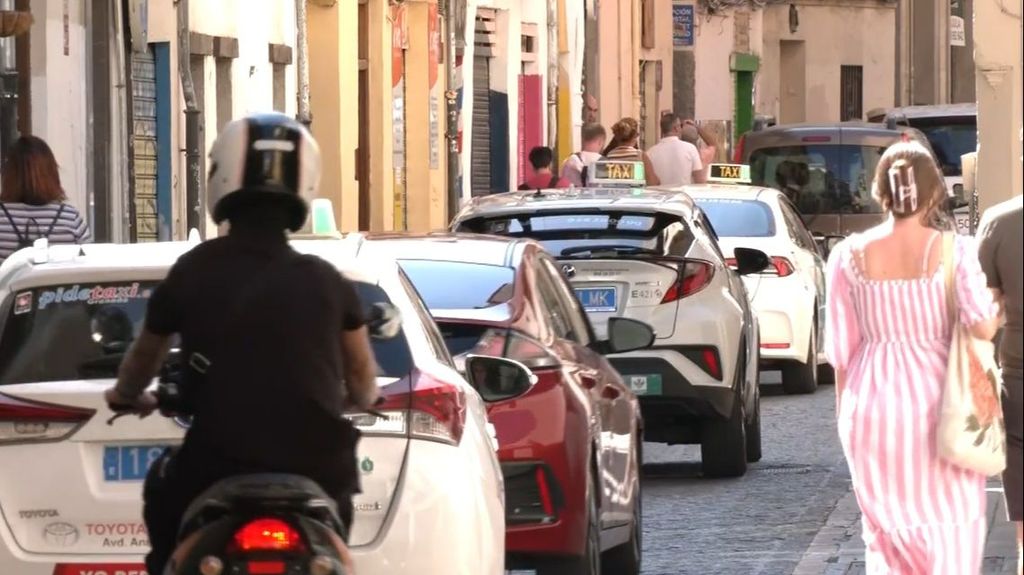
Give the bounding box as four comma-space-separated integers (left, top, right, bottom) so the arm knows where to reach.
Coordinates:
735, 70, 754, 143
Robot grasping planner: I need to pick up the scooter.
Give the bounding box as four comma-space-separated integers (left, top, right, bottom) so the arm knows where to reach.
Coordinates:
108, 363, 355, 575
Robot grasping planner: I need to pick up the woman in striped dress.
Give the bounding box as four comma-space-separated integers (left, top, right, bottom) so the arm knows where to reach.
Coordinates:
0, 136, 91, 264
602, 117, 661, 185
825, 141, 1001, 574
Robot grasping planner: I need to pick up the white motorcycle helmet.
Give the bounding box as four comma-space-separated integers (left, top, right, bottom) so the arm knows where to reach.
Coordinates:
207, 112, 321, 232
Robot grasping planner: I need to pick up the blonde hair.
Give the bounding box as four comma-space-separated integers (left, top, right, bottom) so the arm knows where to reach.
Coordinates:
871, 141, 946, 223
611, 117, 640, 143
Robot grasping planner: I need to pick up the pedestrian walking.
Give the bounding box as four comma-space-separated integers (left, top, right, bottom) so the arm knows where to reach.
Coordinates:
518, 146, 571, 190
978, 192, 1024, 575
0, 135, 91, 265
601, 118, 660, 186
647, 112, 705, 186
560, 122, 606, 187
679, 118, 719, 181
825, 141, 1001, 574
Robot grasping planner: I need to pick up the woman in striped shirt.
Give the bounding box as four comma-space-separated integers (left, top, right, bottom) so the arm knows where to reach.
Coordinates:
0, 136, 91, 264
602, 117, 661, 186
825, 141, 1001, 574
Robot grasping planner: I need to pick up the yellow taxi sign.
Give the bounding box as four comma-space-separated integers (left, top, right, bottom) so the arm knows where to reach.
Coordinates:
587, 160, 646, 187
708, 163, 751, 184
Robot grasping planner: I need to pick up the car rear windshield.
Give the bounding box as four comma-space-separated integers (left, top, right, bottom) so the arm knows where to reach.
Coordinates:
748, 144, 886, 216
693, 199, 776, 237
458, 211, 696, 258
906, 117, 976, 177
399, 260, 516, 311
0, 280, 412, 384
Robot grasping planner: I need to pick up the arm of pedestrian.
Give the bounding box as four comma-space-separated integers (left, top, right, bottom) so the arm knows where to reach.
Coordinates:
642, 153, 661, 186
834, 368, 846, 413
956, 236, 1002, 342
340, 326, 380, 411
693, 169, 708, 184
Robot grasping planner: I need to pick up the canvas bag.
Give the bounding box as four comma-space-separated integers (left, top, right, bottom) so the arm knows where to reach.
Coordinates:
937, 232, 1007, 476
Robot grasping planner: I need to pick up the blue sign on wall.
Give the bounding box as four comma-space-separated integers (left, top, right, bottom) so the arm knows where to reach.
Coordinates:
673, 3, 694, 48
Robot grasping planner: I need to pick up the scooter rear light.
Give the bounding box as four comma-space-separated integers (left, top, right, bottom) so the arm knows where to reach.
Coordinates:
247, 561, 286, 575
232, 518, 304, 552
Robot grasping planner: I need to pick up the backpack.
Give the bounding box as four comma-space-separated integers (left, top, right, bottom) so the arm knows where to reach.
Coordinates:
0, 202, 66, 250
518, 174, 562, 191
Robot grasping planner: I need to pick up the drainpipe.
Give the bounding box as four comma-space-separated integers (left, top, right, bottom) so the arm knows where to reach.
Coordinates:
444, 0, 461, 219
177, 0, 202, 237
296, 0, 312, 127
547, 0, 558, 148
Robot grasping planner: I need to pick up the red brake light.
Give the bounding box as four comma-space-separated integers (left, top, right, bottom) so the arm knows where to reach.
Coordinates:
247, 561, 287, 575
535, 466, 555, 518
771, 257, 795, 277
733, 134, 745, 163
801, 135, 831, 143
702, 348, 722, 380
232, 518, 304, 553
661, 261, 715, 303
761, 343, 791, 349
376, 371, 466, 445
0, 393, 94, 444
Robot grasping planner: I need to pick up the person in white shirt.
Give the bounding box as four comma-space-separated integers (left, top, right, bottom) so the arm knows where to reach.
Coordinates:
560, 122, 607, 187
680, 119, 719, 182
647, 113, 706, 186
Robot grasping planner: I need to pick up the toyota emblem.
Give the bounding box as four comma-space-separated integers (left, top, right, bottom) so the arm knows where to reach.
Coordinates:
561, 264, 576, 278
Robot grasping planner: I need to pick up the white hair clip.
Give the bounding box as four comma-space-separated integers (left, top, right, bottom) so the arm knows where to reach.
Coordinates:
887, 164, 918, 214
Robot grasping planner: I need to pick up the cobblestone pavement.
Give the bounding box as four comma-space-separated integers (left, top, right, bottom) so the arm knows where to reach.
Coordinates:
639, 375, 852, 575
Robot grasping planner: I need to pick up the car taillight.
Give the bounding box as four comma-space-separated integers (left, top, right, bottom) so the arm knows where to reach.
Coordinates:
232, 518, 304, 553
661, 260, 715, 303
733, 134, 745, 163
0, 393, 94, 445
679, 346, 723, 380
356, 371, 466, 445
725, 256, 794, 277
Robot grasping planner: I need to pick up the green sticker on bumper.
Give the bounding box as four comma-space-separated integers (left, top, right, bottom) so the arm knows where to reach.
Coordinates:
626, 374, 662, 396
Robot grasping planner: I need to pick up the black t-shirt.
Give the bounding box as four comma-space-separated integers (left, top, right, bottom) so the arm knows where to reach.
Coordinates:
145, 231, 366, 489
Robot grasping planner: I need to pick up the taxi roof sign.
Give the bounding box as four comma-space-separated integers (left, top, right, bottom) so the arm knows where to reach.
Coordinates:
707, 163, 751, 184
586, 160, 646, 188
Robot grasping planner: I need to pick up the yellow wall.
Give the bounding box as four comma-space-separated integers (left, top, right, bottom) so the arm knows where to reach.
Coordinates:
308, 0, 360, 231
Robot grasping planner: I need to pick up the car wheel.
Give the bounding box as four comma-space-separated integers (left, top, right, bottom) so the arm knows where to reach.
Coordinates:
538, 469, 601, 575
745, 389, 763, 463
701, 386, 748, 478
601, 449, 642, 574
782, 331, 818, 395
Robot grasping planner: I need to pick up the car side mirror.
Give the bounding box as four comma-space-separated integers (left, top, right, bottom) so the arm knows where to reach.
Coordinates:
812, 234, 845, 259
606, 317, 656, 354
733, 247, 771, 275
367, 302, 402, 340
463, 355, 538, 402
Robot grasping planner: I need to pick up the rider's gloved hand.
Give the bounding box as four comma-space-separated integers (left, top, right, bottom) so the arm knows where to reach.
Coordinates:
104, 387, 158, 418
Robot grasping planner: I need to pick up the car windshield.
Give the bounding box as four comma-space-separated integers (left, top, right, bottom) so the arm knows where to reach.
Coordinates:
693, 199, 776, 237
399, 260, 516, 310
748, 144, 886, 216
906, 117, 976, 176
0, 280, 412, 384
461, 212, 696, 257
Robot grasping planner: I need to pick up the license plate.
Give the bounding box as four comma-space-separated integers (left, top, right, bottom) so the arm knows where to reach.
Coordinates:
626, 374, 662, 396
575, 287, 617, 312
103, 445, 169, 482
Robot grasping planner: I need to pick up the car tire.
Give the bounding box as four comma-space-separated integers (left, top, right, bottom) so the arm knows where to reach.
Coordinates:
782, 332, 818, 395
601, 440, 642, 575
538, 469, 601, 575
745, 390, 763, 463
701, 387, 748, 478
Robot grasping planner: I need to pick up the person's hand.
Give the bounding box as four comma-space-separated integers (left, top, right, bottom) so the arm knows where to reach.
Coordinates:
682, 119, 696, 127
104, 387, 158, 418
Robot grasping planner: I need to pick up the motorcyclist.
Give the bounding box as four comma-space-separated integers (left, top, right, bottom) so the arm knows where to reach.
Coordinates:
103, 112, 379, 574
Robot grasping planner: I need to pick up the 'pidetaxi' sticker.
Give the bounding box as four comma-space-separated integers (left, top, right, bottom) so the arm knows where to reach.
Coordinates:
37, 283, 151, 310
13, 291, 32, 315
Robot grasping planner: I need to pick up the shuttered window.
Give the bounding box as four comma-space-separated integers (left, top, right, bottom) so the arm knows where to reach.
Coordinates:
840, 65, 863, 121
471, 9, 496, 196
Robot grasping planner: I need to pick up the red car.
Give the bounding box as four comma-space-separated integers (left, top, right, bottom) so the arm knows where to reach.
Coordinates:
353, 233, 652, 575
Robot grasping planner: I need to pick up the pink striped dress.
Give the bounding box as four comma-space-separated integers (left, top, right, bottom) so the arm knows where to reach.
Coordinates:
825, 233, 999, 575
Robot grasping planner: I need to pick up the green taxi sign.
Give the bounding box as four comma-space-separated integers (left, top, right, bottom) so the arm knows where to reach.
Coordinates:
708, 163, 751, 184
587, 160, 646, 187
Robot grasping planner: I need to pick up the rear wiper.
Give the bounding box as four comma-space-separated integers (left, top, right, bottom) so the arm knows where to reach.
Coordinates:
560, 245, 662, 257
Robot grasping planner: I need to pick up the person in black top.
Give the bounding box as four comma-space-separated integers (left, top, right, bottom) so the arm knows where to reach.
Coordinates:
104, 112, 379, 575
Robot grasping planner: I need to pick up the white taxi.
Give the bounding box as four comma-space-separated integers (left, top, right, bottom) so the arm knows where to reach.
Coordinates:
666, 164, 828, 395
0, 232, 505, 575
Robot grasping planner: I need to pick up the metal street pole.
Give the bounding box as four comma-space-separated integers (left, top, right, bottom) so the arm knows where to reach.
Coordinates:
296, 0, 312, 128
443, 0, 461, 221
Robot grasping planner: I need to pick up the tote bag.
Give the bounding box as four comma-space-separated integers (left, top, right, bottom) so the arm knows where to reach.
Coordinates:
937, 232, 1006, 476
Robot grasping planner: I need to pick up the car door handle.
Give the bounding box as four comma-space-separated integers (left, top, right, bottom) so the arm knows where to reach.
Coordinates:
580, 375, 598, 390
601, 385, 621, 400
